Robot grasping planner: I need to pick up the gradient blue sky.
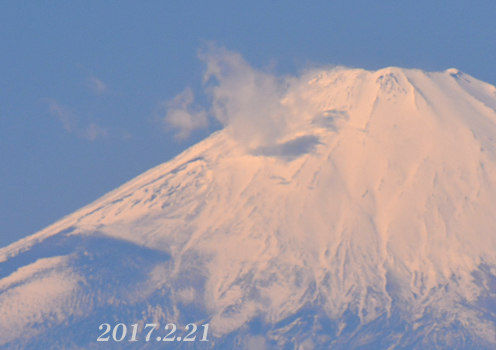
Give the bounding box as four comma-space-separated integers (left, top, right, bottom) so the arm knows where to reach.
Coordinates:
1, 1, 495, 248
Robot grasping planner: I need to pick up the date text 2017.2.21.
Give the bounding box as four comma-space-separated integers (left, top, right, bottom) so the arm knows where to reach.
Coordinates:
98, 323, 209, 342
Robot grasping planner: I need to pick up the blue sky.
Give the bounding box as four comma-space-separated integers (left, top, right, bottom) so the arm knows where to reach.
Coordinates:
1, 1, 495, 248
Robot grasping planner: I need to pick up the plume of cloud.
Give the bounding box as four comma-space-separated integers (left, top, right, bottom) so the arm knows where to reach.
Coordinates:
200, 44, 291, 149
160, 87, 208, 140
161, 44, 304, 149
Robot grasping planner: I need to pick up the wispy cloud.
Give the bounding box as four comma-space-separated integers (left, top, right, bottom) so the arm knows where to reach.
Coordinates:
119, 129, 133, 140
160, 44, 315, 150
47, 100, 78, 132
87, 75, 108, 94
199, 44, 293, 149
158, 87, 208, 140
46, 99, 107, 141
83, 123, 108, 140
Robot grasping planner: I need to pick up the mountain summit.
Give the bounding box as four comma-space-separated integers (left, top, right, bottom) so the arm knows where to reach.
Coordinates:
2, 67, 496, 349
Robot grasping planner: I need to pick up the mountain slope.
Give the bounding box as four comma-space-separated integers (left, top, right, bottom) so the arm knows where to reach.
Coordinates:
2, 67, 496, 349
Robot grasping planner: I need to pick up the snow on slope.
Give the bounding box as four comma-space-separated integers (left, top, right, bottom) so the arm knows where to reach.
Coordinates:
0, 256, 82, 344
2, 66, 496, 345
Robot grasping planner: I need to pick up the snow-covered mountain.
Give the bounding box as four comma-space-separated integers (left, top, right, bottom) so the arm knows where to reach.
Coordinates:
2, 66, 496, 349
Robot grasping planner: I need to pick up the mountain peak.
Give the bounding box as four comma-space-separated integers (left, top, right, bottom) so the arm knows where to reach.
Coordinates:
2, 67, 496, 348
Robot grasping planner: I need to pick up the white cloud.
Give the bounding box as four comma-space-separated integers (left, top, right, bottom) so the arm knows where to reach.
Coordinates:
159, 87, 208, 140
47, 100, 77, 132
200, 44, 292, 149
87, 75, 108, 94
46, 100, 107, 141
161, 44, 311, 149
83, 123, 108, 141
119, 129, 133, 140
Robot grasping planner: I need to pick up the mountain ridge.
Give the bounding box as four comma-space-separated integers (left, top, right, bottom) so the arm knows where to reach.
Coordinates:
2, 66, 496, 349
